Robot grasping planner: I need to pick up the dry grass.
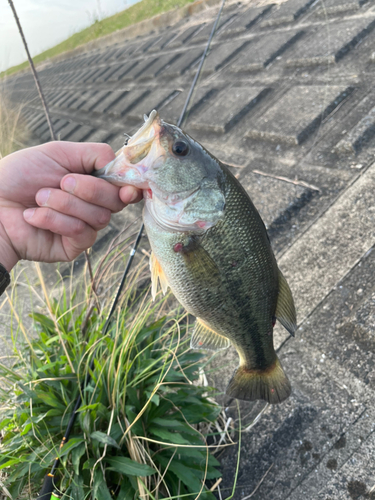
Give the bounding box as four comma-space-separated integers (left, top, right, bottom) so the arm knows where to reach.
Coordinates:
0, 86, 29, 158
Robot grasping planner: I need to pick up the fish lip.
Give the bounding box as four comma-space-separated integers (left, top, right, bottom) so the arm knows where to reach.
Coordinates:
127, 136, 155, 165
92, 155, 144, 186
122, 111, 162, 165
127, 110, 158, 148
92, 110, 164, 185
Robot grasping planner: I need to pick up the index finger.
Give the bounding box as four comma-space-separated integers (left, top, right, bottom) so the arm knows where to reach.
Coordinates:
39, 141, 116, 174
61, 174, 127, 213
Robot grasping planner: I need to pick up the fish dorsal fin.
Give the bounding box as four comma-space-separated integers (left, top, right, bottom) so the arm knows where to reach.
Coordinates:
275, 270, 297, 336
191, 318, 231, 351
150, 252, 169, 301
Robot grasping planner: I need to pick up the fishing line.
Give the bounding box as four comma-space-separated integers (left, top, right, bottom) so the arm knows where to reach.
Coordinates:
38, 1, 226, 498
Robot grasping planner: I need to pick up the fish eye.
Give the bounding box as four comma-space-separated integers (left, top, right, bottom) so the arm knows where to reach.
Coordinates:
172, 140, 189, 157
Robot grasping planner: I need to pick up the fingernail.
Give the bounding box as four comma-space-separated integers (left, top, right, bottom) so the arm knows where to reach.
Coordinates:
37, 189, 50, 206
24, 208, 36, 220
130, 188, 140, 203
63, 176, 76, 193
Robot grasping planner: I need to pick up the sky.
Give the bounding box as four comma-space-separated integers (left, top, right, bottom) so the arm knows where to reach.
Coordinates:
0, 0, 140, 73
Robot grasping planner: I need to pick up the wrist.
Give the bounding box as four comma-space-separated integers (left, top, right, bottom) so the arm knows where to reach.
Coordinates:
0, 242, 19, 272
0, 225, 19, 272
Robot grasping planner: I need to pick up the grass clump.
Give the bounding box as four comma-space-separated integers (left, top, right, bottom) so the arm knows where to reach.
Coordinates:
1, 0, 197, 79
0, 86, 29, 158
0, 231, 229, 499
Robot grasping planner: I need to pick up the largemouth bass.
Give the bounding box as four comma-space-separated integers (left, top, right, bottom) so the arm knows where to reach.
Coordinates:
94, 110, 297, 404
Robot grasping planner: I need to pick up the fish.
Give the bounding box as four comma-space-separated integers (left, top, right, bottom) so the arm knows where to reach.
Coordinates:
93, 110, 297, 404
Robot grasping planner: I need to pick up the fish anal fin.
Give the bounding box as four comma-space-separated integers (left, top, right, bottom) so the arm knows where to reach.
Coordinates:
275, 270, 297, 336
226, 357, 291, 404
191, 319, 231, 351
150, 252, 169, 301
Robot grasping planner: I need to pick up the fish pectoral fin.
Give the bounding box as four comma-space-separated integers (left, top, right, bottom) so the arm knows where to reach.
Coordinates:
275, 270, 297, 336
191, 319, 231, 351
182, 238, 221, 287
150, 252, 169, 301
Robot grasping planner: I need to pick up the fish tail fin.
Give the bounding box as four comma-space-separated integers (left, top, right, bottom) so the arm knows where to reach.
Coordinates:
226, 357, 291, 404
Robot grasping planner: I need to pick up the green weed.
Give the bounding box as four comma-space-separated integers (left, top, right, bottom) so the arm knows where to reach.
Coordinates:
0, 230, 233, 499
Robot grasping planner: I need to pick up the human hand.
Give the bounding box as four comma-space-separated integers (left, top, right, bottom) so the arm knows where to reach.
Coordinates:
0, 141, 143, 271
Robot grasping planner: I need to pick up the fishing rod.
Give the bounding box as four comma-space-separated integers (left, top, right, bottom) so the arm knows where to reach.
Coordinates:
38, 1, 226, 497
